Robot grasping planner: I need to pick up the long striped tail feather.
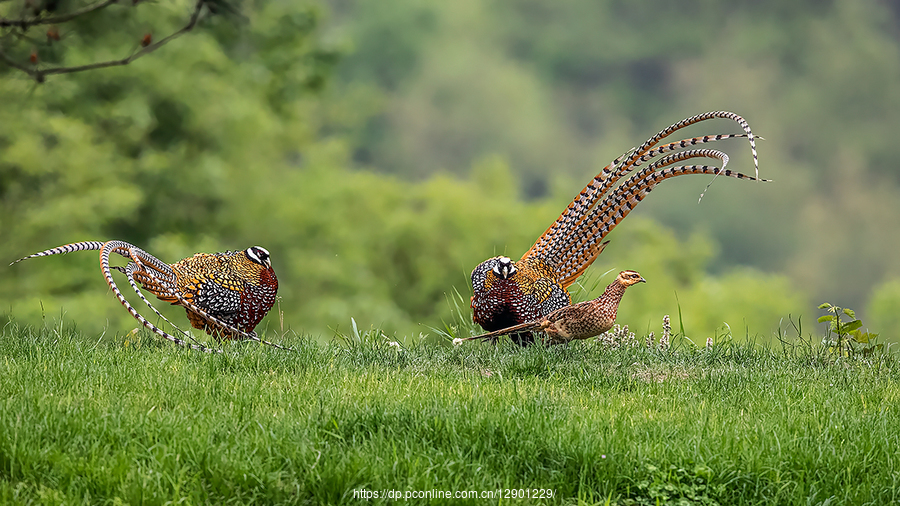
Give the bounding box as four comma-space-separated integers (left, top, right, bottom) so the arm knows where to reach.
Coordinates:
524, 133, 755, 267
554, 164, 767, 286
538, 149, 740, 287
113, 262, 203, 347
10, 241, 107, 265
99, 251, 220, 353
521, 111, 761, 285
543, 147, 731, 275
100, 240, 177, 286
11, 240, 214, 351
455, 320, 548, 343
619, 111, 759, 182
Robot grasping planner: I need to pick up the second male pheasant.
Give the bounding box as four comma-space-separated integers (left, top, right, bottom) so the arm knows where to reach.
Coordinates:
461, 270, 645, 345
471, 111, 767, 344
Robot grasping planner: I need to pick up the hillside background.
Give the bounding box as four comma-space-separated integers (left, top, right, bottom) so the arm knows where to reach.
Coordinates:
2, 0, 899, 343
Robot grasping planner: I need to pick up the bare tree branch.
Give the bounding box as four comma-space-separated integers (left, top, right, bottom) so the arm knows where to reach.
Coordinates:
0, 0, 119, 29
0, 0, 209, 83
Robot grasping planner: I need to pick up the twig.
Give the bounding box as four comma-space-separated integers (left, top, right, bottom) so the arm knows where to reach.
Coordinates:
1, 0, 207, 83
0, 0, 119, 29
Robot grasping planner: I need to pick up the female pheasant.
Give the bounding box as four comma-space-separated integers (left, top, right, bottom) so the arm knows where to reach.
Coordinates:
460, 270, 646, 345
470, 111, 767, 345
11, 240, 284, 351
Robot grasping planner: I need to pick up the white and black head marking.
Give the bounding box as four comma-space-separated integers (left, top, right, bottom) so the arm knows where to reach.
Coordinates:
246, 246, 272, 269
492, 256, 516, 279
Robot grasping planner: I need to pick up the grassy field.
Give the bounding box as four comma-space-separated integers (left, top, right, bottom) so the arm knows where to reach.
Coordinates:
1, 318, 899, 505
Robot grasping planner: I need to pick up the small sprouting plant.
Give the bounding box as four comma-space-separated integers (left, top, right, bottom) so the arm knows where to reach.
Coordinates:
659, 315, 671, 350
817, 303, 880, 356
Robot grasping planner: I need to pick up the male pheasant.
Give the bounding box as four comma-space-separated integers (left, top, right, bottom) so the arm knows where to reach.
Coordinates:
460, 270, 645, 345
470, 111, 767, 345
11, 240, 283, 351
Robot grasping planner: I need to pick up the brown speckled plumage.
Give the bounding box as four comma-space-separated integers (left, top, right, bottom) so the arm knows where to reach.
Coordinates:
462, 270, 645, 345
470, 112, 766, 344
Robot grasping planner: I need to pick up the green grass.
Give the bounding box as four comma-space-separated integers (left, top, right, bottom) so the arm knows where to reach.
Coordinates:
1, 318, 899, 505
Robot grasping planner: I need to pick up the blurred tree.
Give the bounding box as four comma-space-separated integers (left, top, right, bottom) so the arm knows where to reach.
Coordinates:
322, 0, 900, 321
0, 0, 236, 83
4, 0, 894, 344
1, 0, 341, 338
867, 279, 900, 344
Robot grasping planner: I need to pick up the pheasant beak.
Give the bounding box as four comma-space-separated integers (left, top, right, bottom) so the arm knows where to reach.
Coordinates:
491, 256, 516, 279
491, 257, 516, 279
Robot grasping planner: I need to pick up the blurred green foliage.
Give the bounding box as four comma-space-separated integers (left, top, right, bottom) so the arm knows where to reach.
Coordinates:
326, 0, 900, 327
869, 280, 900, 343
2, 0, 897, 343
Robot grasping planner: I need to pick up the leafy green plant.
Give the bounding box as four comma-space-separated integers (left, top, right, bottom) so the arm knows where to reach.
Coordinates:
817, 303, 880, 356
620, 464, 725, 506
